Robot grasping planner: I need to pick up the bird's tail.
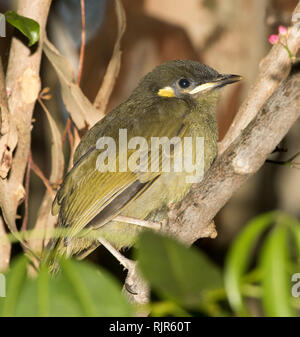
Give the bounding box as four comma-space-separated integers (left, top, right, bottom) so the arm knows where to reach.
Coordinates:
41, 238, 67, 274
41, 234, 100, 273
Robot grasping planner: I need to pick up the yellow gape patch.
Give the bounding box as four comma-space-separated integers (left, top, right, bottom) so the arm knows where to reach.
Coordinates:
158, 86, 175, 97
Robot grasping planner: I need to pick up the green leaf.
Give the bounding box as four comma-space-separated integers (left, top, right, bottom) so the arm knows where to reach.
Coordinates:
291, 226, 300, 257
260, 225, 295, 317
37, 265, 50, 316
291, 226, 300, 271
5, 10, 40, 46
56, 258, 132, 317
0, 256, 28, 316
57, 258, 96, 316
284, 215, 300, 259
224, 212, 275, 316
14, 278, 39, 316
0, 257, 132, 317
136, 231, 222, 310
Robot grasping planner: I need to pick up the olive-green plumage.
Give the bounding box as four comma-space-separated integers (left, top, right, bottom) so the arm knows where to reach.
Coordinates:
45, 60, 241, 267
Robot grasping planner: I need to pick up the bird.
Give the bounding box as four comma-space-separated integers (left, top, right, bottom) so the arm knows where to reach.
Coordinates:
44, 60, 241, 269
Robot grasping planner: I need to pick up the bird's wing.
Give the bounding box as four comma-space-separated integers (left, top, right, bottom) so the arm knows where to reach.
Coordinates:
52, 112, 188, 242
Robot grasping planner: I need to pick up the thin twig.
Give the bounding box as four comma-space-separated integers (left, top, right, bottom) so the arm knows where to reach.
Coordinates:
62, 117, 71, 144
78, 0, 86, 86
28, 96, 55, 198
266, 152, 300, 167
21, 152, 32, 231
67, 124, 76, 170
67, 123, 74, 151
30, 158, 54, 198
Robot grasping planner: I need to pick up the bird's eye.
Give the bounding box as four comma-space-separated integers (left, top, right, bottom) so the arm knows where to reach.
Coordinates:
178, 78, 190, 89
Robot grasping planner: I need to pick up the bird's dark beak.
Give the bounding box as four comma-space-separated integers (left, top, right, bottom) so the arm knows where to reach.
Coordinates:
214, 74, 243, 88
189, 74, 242, 95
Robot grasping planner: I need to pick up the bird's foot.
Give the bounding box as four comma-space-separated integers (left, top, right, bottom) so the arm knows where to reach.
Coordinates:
123, 261, 150, 312
97, 236, 150, 314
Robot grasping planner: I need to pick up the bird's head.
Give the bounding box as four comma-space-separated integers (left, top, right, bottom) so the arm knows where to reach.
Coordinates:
132, 60, 242, 103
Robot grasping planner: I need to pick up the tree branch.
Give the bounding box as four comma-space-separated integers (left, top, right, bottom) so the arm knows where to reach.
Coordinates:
118, 2, 300, 309
128, 59, 300, 315
0, 216, 11, 272
219, 1, 300, 153
165, 67, 300, 245
0, 59, 17, 180
0, 0, 52, 246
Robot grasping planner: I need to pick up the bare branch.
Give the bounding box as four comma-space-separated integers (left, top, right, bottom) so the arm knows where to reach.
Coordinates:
165, 69, 300, 245
0, 216, 11, 272
0, 0, 52, 247
0, 59, 17, 179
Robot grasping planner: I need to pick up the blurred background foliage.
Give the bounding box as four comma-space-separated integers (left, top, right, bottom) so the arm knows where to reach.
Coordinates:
0, 0, 300, 316
1, 211, 299, 316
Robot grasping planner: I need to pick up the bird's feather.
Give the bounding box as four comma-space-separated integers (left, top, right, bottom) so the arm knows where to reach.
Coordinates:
51, 98, 189, 250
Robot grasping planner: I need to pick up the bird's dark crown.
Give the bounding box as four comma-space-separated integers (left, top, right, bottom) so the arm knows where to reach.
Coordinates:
129, 60, 242, 104
133, 60, 220, 97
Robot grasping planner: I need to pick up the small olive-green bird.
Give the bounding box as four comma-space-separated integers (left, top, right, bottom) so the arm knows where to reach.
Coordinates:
45, 60, 241, 266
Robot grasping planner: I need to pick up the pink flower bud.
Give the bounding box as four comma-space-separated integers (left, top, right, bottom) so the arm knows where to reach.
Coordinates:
268, 34, 279, 45
278, 25, 288, 35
